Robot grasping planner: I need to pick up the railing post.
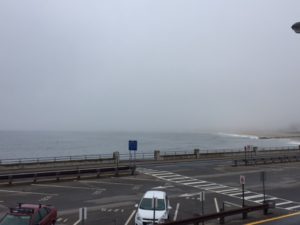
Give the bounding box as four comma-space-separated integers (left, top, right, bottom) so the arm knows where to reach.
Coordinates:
154, 150, 161, 161
194, 149, 200, 159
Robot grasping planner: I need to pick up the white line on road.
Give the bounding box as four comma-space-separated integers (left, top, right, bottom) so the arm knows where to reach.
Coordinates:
79, 180, 135, 186
276, 201, 293, 206
255, 197, 277, 203
0, 189, 58, 196
32, 184, 104, 191
285, 205, 300, 210
229, 191, 251, 196
244, 194, 264, 200
63, 218, 68, 223
124, 210, 136, 225
173, 203, 180, 221
183, 181, 206, 185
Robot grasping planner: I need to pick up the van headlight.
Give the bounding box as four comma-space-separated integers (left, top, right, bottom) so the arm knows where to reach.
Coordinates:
136, 213, 142, 221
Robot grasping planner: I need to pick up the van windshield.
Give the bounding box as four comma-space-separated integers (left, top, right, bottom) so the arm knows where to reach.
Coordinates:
139, 198, 166, 210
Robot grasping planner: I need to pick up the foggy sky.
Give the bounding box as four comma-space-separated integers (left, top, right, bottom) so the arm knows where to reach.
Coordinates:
0, 0, 300, 132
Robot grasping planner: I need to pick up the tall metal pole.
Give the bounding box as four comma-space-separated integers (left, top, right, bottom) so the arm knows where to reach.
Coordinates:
262, 172, 266, 203
242, 183, 245, 208
153, 197, 156, 225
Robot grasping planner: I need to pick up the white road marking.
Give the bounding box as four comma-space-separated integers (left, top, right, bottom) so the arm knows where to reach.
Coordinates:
229, 191, 251, 196
255, 197, 278, 203
151, 172, 173, 176
153, 185, 174, 189
183, 181, 206, 185
276, 201, 293, 206
114, 209, 119, 212
286, 205, 300, 210
124, 210, 136, 225
80, 180, 134, 186
173, 203, 180, 221
101, 208, 107, 212
244, 194, 264, 200
159, 174, 181, 178
63, 218, 68, 223
0, 189, 57, 196
205, 185, 226, 190
195, 183, 217, 188
139, 168, 300, 212
57, 218, 62, 222
32, 184, 104, 191
216, 188, 239, 193
108, 209, 112, 212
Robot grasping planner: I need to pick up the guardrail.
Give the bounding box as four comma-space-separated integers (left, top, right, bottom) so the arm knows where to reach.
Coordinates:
233, 155, 300, 166
0, 146, 299, 167
0, 165, 136, 184
162, 203, 271, 225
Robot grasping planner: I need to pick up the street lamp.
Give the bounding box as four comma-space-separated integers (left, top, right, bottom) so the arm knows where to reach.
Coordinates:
291, 22, 300, 33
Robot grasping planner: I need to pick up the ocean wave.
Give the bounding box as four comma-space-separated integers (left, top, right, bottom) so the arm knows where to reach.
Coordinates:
288, 140, 300, 145
218, 132, 259, 140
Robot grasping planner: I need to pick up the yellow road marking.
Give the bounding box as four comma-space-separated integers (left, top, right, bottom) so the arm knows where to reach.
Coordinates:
246, 211, 300, 225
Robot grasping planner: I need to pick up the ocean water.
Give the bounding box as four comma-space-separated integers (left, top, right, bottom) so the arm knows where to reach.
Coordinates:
0, 131, 298, 159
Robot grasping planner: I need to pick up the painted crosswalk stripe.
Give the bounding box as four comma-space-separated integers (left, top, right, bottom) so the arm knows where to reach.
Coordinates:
57, 218, 62, 222
205, 185, 226, 190
276, 201, 293, 206
167, 176, 189, 180
139, 168, 300, 212
255, 197, 278, 203
195, 183, 217, 188
63, 219, 68, 223
176, 179, 198, 183
159, 174, 181, 178
285, 205, 300, 210
183, 181, 207, 185
230, 191, 251, 196
244, 194, 264, 200
216, 188, 239, 193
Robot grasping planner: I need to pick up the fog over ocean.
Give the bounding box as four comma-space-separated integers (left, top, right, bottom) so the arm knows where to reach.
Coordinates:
0, 131, 298, 159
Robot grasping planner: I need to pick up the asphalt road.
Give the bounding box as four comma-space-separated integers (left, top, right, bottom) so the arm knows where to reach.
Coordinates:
1, 159, 300, 225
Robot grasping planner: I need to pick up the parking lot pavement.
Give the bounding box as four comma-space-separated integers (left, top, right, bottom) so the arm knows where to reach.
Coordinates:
2, 160, 300, 224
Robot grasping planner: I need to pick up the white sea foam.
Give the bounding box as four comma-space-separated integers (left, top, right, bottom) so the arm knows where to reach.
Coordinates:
218, 132, 259, 140
288, 140, 300, 145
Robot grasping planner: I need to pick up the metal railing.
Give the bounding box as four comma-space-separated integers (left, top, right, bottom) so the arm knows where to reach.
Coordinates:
0, 146, 299, 166
162, 203, 271, 225
0, 165, 136, 184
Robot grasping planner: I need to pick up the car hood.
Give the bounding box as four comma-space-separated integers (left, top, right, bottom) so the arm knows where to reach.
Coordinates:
137, 209, 165, 220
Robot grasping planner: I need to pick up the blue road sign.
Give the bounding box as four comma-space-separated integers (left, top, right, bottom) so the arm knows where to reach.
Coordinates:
129, 140, 138, 151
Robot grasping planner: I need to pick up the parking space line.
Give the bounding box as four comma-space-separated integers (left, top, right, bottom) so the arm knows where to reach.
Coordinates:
124, 210, 136, 225
173, 203, 180, 221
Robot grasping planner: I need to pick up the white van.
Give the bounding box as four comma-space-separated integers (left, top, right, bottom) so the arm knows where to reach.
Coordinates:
135, 190, 171, 225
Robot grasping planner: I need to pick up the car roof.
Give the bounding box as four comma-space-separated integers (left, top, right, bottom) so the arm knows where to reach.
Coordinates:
143, 190, 166, 199
9, 204, 48, 215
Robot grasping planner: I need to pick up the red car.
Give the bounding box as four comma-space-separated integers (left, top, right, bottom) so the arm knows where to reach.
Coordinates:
0, 203, 57, 225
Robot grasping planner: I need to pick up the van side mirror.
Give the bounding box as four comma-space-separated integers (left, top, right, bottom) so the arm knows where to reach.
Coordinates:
134, 204, 138, 208
168, 206, 172, 210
